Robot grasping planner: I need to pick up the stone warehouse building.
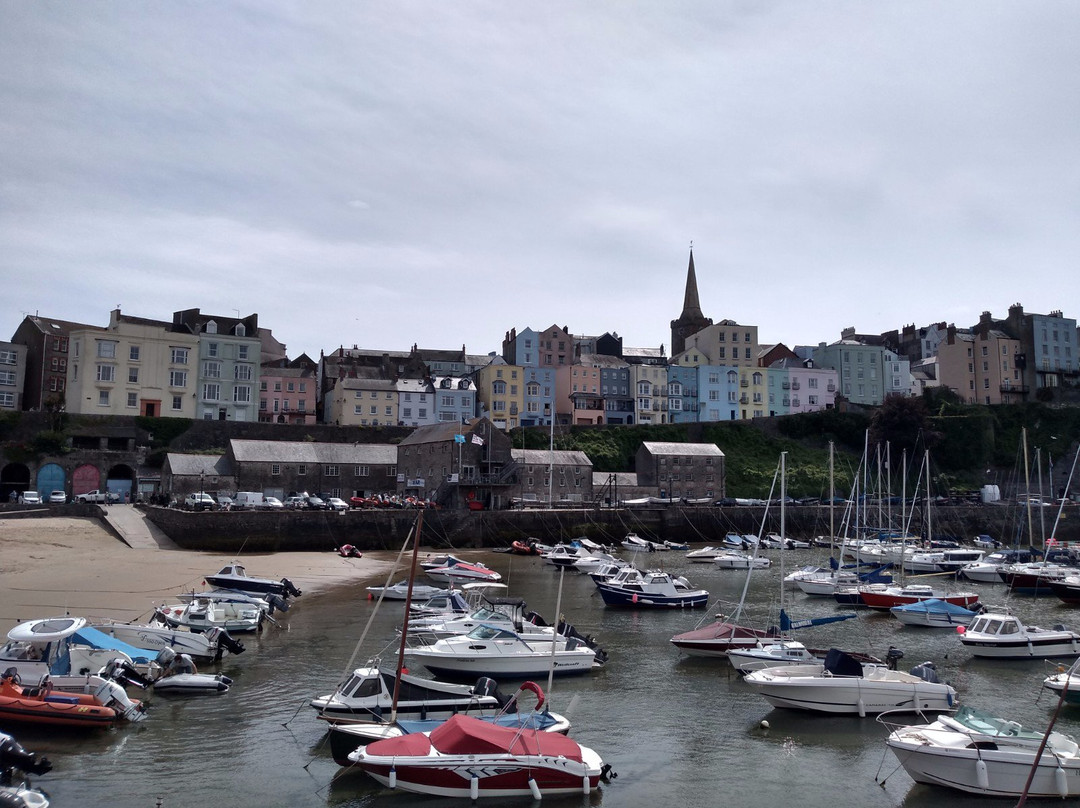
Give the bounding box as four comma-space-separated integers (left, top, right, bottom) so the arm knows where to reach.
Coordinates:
635, 441, 726, 501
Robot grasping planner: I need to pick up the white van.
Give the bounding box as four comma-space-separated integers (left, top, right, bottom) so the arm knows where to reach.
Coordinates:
234, 492, 264, 510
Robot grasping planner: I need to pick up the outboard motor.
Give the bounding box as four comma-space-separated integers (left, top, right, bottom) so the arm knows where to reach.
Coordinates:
205, 627, 245, 661
264, 593, 289, 615
102, 658, 152, 689
471, 676, 500, 698
0, 730, 52, 777
1, 668, 20, 686
885, 646, 904, 671
280, 578, 303, 598
909, 661, 942, 684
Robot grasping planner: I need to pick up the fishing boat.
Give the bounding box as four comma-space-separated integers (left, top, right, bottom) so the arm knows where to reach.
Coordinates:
347, 712, 610, 798
595, 569, 708, 608
882, 704, 1080, 797
742, 648, 955, 716
890, 598, 981, 628
204, 563, 303, 599
957, 611, 1080, 659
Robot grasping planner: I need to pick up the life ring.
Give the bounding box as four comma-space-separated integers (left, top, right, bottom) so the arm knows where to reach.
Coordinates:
517, 680, 545, 711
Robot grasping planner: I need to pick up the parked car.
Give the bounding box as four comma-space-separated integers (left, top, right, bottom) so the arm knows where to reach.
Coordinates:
283, 496, 307, 509
216, 495, 235, 510
74, 490, 120, 504
325, 497, 349, 511
48, 490, 67, 504
262, 496, 284, 509
18, 490, 42, 505
234, 491, 264, 509
305, 495, 329, 510
184, 492, 217, 510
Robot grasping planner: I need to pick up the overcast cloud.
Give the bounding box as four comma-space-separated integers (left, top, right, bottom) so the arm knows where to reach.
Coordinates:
2, 2, 1078, 359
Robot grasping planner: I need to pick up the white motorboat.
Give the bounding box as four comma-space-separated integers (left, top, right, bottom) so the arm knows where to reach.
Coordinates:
573, 552, 625, 575
407, 589, 476, 621
742, 648, 956, 716
93, 616, 245, 662
348, 712, 610, 798
586, 561, 627, 584
958, 611, 1080, 659
713, 551, 771, 570
903, 548, 985, 574
544, 544, 594, 568
728, 641, 819, 674
883, 704, 1080, 797
404, 624, 605, 680
595, 569, 709, 608
157, 596, 263, 633
310, 660, 504, 726
621, 533, 666, 552
366, 580, 449, 601
407, 596, 560, 642
204, 563, 302, 599
685, 546, 727, 563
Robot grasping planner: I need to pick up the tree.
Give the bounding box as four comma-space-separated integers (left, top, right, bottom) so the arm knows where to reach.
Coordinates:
869, 394, 940, 468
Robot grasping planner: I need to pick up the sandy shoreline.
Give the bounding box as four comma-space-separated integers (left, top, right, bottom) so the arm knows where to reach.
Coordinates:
0, 516, 415, 635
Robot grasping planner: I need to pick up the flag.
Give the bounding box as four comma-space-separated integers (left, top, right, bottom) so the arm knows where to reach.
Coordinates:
471, 434, 484, 446
453, 434, 465, 444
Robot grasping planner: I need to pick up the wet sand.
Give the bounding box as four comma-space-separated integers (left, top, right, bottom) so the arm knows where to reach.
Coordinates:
0, 516, 407, 635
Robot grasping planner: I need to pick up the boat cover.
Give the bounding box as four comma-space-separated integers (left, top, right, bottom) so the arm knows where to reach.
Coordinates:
823, 648, 863, 677
71, 626, 156, 665
891, 598, 978, 617
366, 714, 582, 760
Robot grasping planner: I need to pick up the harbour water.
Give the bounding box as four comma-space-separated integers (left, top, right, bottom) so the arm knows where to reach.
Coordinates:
15, 545, 1080, 808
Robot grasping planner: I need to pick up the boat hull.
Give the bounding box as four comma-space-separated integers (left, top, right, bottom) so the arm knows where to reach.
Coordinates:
669, 622, 775, 657
743, 665, 956, 715
595, 586, 707, 609
887, 731, 1080, 797
960, 636, 1080, 659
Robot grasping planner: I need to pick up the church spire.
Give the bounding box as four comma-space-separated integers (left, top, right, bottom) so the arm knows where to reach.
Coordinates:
669, 245, 712, 357
680, 247, 705, 320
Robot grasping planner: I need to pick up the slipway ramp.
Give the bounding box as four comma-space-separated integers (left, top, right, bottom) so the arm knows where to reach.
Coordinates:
101, 504, 180, 550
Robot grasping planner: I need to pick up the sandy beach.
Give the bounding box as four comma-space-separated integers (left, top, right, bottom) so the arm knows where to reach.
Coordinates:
0, 516, 405, 635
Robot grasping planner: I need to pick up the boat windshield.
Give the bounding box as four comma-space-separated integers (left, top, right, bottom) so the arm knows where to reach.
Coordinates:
466, 625, 516, 641
948, 706, 1041, 739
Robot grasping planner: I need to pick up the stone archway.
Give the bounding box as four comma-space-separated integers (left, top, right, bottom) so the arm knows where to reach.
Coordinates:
36, 463, 67, 498
0, 462, 31, 503
107, 464, 136, 502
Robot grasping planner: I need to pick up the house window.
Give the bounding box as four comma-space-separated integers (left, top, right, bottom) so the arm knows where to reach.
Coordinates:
355, 465, 369, 476
235, 365, 252, 381
169, 370, 187, 388
325, 465, 339, 476
171, 347, 188, 364
96, 340, 117, 359
207, 342, 219, 357
202, 383, 220, 401
271, 464, 281, 475
238, 344, 248, 359
234, 386, 252, 403
129, 345, 140, 361
204, 362, 221, 378
96, 364, 115, 382
128, 367, 139, 383
126, 392, 138, 408
297, 464, 307, 475
171, 395, 183, 411
98, 390, 110, 406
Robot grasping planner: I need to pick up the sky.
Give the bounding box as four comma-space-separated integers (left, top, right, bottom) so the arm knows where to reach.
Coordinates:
3, 2, 1078, 362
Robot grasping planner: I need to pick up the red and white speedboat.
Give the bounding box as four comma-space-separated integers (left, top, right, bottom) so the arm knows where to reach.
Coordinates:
425, 559, 503, 585
855, 583, 979, 612
348, 712, 610, 798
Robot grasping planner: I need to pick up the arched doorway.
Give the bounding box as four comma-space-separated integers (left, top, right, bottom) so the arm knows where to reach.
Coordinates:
1, 463, 31, 503
72, 464, 101, 496
36, 463, 67, 498
107, 464, 136, 502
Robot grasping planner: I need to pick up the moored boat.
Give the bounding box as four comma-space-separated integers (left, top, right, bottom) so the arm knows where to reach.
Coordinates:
595, 569, 708, 609
347, 712, 610, 798
958, 611, 1080, 659
890, 598, 981, 628
204, 563, 303, 599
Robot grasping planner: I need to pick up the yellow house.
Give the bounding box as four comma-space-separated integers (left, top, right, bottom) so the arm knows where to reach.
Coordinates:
476, 361, 524, 429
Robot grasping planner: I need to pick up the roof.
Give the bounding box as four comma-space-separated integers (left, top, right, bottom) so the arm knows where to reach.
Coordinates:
641, 441, 725, 458
229, 439, 398, 464
398, 418, 485, 447
511, 448, 593, 467
334, 377, 398, 392
166, 453, 233, 476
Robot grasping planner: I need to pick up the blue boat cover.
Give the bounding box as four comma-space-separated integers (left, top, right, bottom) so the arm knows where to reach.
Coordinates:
71, 626, 157, 664
890, 598, 978, 617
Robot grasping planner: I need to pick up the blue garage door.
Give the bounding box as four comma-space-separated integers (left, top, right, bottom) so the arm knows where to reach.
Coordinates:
36, 463, 66, 498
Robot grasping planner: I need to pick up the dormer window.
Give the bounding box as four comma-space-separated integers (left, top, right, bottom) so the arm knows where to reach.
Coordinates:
235, 323, 246, 337
205, 320, 218, 334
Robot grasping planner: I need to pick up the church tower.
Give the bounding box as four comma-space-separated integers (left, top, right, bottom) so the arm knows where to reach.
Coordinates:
669, 247, 712, 356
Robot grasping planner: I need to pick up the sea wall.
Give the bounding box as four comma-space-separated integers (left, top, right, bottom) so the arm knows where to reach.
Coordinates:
139, 503, 1079, 553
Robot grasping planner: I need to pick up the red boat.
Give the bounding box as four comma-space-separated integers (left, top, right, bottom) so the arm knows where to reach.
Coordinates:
669, 619, 777, 657
349, 713, 610, 798
856, 584, 980, 612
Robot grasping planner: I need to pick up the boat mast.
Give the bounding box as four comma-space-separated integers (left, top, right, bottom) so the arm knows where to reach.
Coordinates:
1022, 427, 1035, 550
780, 452, 787, 617
390, 511, 425, 724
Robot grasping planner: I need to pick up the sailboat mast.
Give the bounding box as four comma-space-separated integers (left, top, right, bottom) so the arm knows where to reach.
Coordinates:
390, 511, 425, 723
1023, 427, 1035, 550
828, 441, 835, 552
780, 452, 787, 615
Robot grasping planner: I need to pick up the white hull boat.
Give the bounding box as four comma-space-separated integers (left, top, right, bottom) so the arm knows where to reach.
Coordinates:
713, 551, 771, 570
404, 625, 604, 680
157, 597, 263, 633
743, 649, 956, 716
204, 563, 302, 599
958, 612, 1080, 659
92, 618, 242, 662
884, 705, 1080, 797
685, 546, 726, 563
366, 580, 449, 601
